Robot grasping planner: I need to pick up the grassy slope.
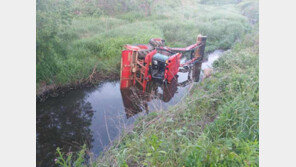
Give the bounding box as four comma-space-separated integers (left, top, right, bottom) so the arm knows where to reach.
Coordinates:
36, 0, 252, 95
96, 27, 259, 166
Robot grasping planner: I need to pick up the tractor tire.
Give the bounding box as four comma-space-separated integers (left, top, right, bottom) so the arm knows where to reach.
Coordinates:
149, 38, 165, 48
136, 44, 154, 59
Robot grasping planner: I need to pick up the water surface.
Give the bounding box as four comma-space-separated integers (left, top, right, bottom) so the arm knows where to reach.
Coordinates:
36, 50, 224, 167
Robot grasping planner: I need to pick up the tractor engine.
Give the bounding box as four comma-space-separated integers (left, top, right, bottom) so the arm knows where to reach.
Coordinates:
150, 53, 169, 82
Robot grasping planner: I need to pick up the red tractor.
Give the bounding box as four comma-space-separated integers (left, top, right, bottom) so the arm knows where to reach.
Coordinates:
120, 34, 207, 92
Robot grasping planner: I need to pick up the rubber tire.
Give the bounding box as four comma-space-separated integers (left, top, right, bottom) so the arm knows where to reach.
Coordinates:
135, 44, 154, 59
149, 38, 165, 48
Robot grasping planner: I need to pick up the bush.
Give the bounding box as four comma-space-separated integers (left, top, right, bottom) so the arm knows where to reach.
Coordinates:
237, 0, 259, 24
36, 0, 75, 83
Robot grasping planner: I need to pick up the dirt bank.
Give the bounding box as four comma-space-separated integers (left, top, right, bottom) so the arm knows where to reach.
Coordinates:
36, 72, 119, 102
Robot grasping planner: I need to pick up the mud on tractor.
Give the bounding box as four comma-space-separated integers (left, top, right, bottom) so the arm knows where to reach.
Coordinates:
120, 35, 207, 92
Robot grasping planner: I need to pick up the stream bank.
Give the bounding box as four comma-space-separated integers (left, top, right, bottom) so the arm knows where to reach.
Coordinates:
36, 72, 119, 102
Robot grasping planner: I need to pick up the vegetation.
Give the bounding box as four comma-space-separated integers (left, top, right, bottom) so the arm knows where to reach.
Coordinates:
55, 145, 87, 167
37, 0, 253, 95
38, 0, 259, 166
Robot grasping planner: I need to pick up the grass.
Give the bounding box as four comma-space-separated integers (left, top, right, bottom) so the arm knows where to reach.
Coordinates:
51, 0, 259, 166
94, 27, 259, 167
36, 0, 255, 95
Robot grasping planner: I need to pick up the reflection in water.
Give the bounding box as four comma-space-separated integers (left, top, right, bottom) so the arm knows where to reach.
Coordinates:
120, 88, 146, 118
120, 76, 179, 118
36, 77, 184, 166
36, 91, 94, 167
36, 50, 224, 166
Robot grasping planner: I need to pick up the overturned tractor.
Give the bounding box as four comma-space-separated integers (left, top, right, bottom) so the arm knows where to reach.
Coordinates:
120, 35, 207, 91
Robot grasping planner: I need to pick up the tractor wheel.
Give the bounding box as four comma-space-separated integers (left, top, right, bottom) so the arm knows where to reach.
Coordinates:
149, 38, 165, 48
136, 44, 154, 59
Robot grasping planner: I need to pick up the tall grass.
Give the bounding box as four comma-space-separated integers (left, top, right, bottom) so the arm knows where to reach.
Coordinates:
37, 0, 256, 95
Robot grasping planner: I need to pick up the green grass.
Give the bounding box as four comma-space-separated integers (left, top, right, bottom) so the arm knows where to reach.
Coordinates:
95, 28, 259, 167
36, 0, 256, 94
49, 0, 259, 166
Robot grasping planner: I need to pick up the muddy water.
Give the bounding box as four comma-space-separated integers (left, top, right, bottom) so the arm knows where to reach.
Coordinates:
36, 50, 224, 167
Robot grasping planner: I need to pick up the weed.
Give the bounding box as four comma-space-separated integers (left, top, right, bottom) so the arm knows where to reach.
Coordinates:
55, 144, 87, 167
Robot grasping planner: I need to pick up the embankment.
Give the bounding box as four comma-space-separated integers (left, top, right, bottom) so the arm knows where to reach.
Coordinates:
95, 28, 259, 166
36, 71, 119, 101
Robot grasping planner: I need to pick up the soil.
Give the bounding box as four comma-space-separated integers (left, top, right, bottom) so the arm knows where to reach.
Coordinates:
36, 72, 119, 102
